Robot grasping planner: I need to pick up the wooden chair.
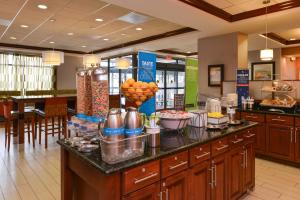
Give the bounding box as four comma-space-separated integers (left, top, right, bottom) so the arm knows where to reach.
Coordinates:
3, 100, 35, 151
36, 97, 67, 148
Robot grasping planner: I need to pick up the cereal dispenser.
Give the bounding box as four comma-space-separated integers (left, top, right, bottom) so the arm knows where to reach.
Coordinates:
76, 69, 92, 115
91, 67, 109, 118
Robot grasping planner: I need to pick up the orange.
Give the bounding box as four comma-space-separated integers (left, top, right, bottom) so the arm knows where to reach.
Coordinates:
140, 95, 147, 101
128, 88, 135, 93
148, 82, 156, 88
126, 78, 135, 86
135, 101, 142, 106
122, 82, 129, 89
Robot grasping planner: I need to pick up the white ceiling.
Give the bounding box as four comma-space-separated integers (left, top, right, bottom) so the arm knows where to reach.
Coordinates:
0, 0, 183, 52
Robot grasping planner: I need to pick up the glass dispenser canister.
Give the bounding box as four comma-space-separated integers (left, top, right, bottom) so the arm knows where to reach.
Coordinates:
76, 69, 92, 115
91, 67, 109, 118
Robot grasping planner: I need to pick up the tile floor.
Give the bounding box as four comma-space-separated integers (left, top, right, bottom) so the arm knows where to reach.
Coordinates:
0, 128, 300, 200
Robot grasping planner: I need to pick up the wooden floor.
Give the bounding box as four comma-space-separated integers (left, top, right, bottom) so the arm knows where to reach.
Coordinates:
0, 129, 300, 200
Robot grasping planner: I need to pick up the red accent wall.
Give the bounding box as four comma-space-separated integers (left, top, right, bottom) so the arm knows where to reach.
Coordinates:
296, 57, 300, 80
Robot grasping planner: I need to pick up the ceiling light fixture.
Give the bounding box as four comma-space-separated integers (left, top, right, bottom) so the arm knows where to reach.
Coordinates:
49, 41, 55, 44
81, 45, 87, 48
103, 38, 109, 41
135, 27, 143, 31
83, 54, 101, 68
260, 0, 273, 61
20, 24, 29, 28
67, 32, 74, 36
290, 38, 296, 41
121, 33, 126, 36
116, 57, 131, 69
10, 36, 16, 40
187, 51, 191, 54
42, 51, 64, 66
37, 4, 48, 10
95, 18, 104, 22
49, 19, 56, 22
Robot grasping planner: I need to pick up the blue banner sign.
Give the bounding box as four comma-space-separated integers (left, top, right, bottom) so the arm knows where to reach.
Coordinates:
236, 69, 249, 106
138, 51, 156, 116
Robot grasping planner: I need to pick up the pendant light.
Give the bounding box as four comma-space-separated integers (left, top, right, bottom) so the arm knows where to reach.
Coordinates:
83, 54, 101, 68
42, 50, 64, 65
116, 57, 131, 69
260, 0, 273, 61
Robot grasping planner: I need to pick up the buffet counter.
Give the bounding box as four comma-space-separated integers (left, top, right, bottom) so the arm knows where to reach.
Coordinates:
59, 122, 257, 200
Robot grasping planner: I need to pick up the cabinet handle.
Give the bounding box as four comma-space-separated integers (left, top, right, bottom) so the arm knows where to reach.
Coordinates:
245, 133, 256, 138
216, 144, 229, 151
240, 151, 245, 168
166, 189, 169, 200
232, 138, 244, 144
291, 128, 294, 143
271, 118, 286, 122
169, 161, 187, 170
245, 149, 248, 168
158, 192, 163, 200
295, 128, 298, 144
134, 172, 158, 184
208, 166, 215, 188
195, 152, 210, 159
214, 164, 217, 187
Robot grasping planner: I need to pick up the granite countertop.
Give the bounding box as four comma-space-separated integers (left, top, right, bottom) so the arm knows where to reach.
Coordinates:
58, 121, 258, 174
237, 104, 300, 117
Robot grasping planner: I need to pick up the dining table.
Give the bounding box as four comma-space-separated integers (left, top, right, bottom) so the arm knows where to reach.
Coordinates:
11, 94, 76, 151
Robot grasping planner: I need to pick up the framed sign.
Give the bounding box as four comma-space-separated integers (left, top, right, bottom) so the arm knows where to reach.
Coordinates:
251, 62, 275, 80
208, 64, 224, 87
174, 94, 185, 110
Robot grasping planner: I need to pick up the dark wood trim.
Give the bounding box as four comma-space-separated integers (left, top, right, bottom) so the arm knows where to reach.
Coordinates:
178, 0, 300, 22
0, 43, 86, 54
231, 0, 300, 22
157, 49, 197, 56
91, 27, 196, 54
262, 33, 287, 45
263, 32, 300, 46
177, 0, 231, 21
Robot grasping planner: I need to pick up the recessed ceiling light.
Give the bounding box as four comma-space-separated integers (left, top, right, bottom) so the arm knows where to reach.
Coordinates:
81, 45, 87, 48
49, 19, 56, 22
67, 32, 74, 36
37, 4, 48, 10
103, 38, 109, 41
121, 33, 126, 36
49, 41, 55, 44
290, 38, 296, 41
10, 36, 16, 40
187, 51, 191, 53
135, 27, 143, 31
95, 18, 103, 22
20, 24, 29, 28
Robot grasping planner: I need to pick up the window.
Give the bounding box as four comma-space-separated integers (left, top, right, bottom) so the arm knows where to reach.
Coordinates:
155, 63, 185, 110
0, 53, 54, 91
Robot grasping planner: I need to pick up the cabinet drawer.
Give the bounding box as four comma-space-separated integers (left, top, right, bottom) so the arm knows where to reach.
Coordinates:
295, 117, 300, 127
211, 137, 229, 157
266, 114, 294, 126
241, 112, 265, 123
161, 151, 188, 178
122, 160, 160, 195
243, 128, 256, 143
189, 143, 211, 166
228, 133, 244, 148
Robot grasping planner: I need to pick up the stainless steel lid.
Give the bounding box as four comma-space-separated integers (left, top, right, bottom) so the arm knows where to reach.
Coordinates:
127, 107, 137, 112
92, 67, 108, 81
109, 108, 121, 115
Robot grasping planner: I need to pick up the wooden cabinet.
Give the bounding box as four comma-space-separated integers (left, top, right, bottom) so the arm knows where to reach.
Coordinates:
211, 153, 228, 200
123, 182, 160, 200
188, 160, 211, 200
162, 170, 188, 200
294, 127, 300, 163
228, 146, 244, 200
267, 124, 294, 161
243, 143, 255, 191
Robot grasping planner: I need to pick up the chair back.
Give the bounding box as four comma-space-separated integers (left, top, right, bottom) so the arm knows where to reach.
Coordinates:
3, 100, 13, 119
44, 97, 67, 117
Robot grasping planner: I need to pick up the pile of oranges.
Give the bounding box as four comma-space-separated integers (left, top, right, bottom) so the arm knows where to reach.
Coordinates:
121, 78, 159, 106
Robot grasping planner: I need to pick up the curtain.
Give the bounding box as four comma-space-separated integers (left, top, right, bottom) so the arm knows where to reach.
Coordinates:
0, 53, 54, 91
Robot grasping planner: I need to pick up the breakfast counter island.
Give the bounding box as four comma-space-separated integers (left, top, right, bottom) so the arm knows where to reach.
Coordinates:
58, 121, 258, 200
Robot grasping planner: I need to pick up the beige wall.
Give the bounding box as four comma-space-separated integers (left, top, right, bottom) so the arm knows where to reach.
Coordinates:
56, 55, 82, 90
198, 32, 248, 97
